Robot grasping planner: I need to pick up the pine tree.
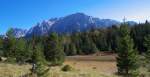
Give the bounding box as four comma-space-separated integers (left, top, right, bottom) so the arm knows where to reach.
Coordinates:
69, 43, 77, 55
33, 43, 49, 77
144, 35, 150, 72
0, 37, 3, 56
15, 38, 32, 63
72, 33, 83, 54
44, 33, 65, 65
3, 28, 17, 58
64, 43, 77, 56
81, 33, 98, 54
64, 44, 70, 55
116, 24, 139, 76
30, 35, 49, 77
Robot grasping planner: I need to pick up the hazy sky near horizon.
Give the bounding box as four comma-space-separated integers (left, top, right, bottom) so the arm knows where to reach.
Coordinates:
0, 0, 150, 34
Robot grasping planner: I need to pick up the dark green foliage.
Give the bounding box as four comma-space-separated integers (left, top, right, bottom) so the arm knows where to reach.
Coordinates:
35, 63, 49, 77
44, 33, 65, 65
69, 43, 77, 55
1, 20, 150, 67
29, 35, 49, 77
131, 21, 150, 53
15, 38, 32, 63
116, 24, 139, 76
64, 44, 70, 55
64, 43, 77, 56
88, 27, 119, 51
0, 37, 3, 56
97, 32, 108, 51
32, 43, 49, 77
70, 33, 83, 54
3, 29, 33, 63
3, 28, 17, 58
106, 25, 119, 51
80, 33, 98, 54
26, 37, 49, 77
32, 43, 46, 64
144, 35, 150, 71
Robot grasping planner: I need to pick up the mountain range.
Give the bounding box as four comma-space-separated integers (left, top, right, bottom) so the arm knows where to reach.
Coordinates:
10, 13, 137, 38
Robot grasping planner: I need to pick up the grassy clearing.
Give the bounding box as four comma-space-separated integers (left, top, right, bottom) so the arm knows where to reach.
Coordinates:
0, 54, 118, 77
65, 55, 117, 75
49, 66, 117, 77
0, 63, 117, 77
0, 63, 31, 77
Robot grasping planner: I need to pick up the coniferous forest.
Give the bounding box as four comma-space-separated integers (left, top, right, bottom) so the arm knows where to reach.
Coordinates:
0, 21, 150, 77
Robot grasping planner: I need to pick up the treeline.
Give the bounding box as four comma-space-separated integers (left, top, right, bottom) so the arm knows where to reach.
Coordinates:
0, 21, 150, 59
62, 20, 150, 55
0, 31, 65, 65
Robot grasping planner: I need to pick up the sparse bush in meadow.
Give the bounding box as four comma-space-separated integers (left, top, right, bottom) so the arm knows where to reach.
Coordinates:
61, 65, 73, 72
92, 67, 97, 69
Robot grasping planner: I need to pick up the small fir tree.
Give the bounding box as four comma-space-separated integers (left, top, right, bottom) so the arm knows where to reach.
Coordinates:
33, 44, 49, 77
44, 33, 65, 65
116, 24, 139, 76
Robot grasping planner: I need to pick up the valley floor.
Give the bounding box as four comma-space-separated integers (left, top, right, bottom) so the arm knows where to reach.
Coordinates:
65, 54, 117, 75
0, 54, 118, 77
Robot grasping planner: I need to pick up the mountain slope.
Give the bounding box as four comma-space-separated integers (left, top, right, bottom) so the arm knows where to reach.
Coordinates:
11, 28, 27, 38
26, 19, 57, 37
10, 13, 137, 37
50, 13, 120, 34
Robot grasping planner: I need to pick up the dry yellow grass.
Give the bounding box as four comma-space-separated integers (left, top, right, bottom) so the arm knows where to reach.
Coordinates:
0, 54, 118, 77
64, 55, 117, 76
0, 63, 31, 77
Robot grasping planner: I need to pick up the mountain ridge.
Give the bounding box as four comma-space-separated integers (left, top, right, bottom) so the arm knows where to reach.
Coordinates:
8, 13, 137, 37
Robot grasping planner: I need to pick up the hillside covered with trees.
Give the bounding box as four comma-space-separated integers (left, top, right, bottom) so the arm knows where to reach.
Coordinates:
0, 21, 150, 77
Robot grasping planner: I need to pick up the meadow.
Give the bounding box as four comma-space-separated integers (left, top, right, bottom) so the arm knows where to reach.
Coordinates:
0, 53, 118, 77
0, 53, 149, 77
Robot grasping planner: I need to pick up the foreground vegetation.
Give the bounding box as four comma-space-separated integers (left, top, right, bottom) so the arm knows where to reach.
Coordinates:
0, 63, 116, 77
0, 55, 149, 77
0, 54, 118, 77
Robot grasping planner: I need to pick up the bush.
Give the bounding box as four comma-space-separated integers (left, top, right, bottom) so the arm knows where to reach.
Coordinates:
5, 57, 16, 63
61, 65, 73, 72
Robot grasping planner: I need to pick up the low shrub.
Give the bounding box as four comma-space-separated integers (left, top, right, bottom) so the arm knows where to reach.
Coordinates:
5, 57, 16, 63
61, 65, 73, 72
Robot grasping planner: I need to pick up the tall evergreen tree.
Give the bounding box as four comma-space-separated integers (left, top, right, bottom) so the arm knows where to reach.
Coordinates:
64, 44, 70, 55
3, 28, 17, 57
33, 43, 49, 77
69, 43, 77, 55
0, 37, 3, 56
15, 38, 32, 63
81, 33, 98, 54
64, 43, 77, 56
131, 21, 150, 53
144, 35, 150, 71
29, 34, 49, 77
44, 33, 65, 65
116, 24, 139, 76
72, 33, 83, 54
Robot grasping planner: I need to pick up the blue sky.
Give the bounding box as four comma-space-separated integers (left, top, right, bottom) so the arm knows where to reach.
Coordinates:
0, 0, 150, 34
